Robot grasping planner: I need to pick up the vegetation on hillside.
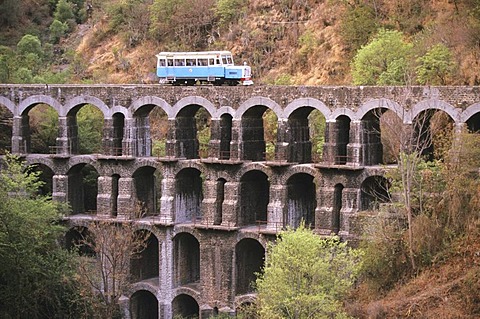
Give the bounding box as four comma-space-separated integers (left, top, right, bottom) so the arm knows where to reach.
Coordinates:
1, 0, 480, 84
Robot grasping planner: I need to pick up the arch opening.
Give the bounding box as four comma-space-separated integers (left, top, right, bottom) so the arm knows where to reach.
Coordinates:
29, 163, 54, 196
176, 105, 211, 159
172, 294, 199, 319
334, 115, 351, 164
24, 104, 58, 154
133, 166, 159, 216
69, 104, 104, 155
130, 290, 158, 319
413, 109, 455, 161
215, 178, 226, 225
235, 238, 265, 295
0, 104, 12, 154
68, 164, 99, 214
287, 107, 326, 163
241, 106, 271, 161
173, 233, 200, 287
286, 173, 316, 229
175, 168, 203, 223
131, 231, 159, 282
219, 113, 232, 160
109, 113, 125, 156
65, 226, 95, 257
332, 183, 344, 234
239, 170, 269, 226
360, 176, 391, 211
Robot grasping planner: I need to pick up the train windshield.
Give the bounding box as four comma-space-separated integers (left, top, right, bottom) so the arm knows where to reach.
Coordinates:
222, 55, 233, 65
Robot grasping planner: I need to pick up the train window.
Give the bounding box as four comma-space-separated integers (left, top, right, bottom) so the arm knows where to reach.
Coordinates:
226, 56, 233, 64
216, 58, 221, 65
198, 58, 208, 66
158, 59, 166, 67
167, 58, 174, 66
209, 58, 215, 65
186, 58, 197, 66
222, 56, 228, 64
174, 59, 185, 66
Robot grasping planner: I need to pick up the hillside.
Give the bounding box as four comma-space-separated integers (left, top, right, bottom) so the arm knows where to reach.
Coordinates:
4, 0, 476, 85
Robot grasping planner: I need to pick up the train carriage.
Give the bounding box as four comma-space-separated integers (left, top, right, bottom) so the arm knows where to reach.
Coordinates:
156, 51, 253, 86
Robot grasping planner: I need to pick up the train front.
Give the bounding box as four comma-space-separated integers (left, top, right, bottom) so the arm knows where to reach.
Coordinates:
225, 62, 253, 85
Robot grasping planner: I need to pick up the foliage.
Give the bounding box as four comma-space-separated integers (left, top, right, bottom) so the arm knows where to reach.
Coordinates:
17, 34, 44, 58
256, 225, 363, 319
29, 104, 59, 153
0, 153, 88, 318
50, 19, 69, 44
214, 0, 247, 28
54, 0, 75, 24
340, 3, 379, 53
309, 110, 325, 159
416, 43, 457, 85
351, 29, 413, 85
106, 0, 150, 47
77, 104, 103, 154
263, 109, 277, 161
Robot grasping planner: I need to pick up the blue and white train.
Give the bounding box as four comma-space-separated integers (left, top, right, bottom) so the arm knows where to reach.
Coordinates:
155, 51, 253, 86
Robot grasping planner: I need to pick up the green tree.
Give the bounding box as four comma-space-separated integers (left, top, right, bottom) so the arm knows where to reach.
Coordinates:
256, 225, 363, 319
50, 19, 69, 44
0, 153, 88, 318
214, 0, 247, 27
16, 34, 43, 58
351, 29, 413, 85
416, 43, 457, 85
340, 3, 379, 53
54, 0, 75, 23
77, 104, 103, 154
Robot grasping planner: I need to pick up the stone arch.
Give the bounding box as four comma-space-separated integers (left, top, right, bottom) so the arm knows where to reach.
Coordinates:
283, 97, 331, 119
174, 167, 203, 223
130, 289, 159, 319
238, 169, 269, 226
64, 95, 110, 118
235, 96, 283, 120
67, 156, 102, 174
172, 293, 200, 319
18, 95, 63, 116
236, 162, 271, 181
217, 111, 234, 160
131, 96, 172, 118
131, 229, 159, 282
173, 232, 200, 287
172, 96, 216, 119
0, 96, 15, 115
285, 172, 317, 229
214, 106, 235, 119
235, 238, 265, 295
408, 99, 459, 124
331, 108, 355, 122
461, 103, 480, 131
278, 165, 318, 185
356, 98, 404, 122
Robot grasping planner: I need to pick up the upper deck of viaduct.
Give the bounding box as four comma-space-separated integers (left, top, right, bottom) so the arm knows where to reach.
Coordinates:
1, 84, 480, 122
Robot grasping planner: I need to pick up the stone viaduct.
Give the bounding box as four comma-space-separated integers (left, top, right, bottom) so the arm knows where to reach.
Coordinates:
1, 84, 480, 318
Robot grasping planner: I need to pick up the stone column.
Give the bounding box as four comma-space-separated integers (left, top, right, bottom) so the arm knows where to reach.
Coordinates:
228, 119, 241, 161
159, 172, 175, 223
267, 184, 287, 231
275, 118, 289, 162
221, 181, 239, 227
133, 115, 151, 157
316, 186, 334, 235
339, 187, 361, 237
117, 177, 136, 218
102, 118, 115, 156
322, 120, 337, 164
52, 174, 68, 204
165, 118, 176, 158
11, 115, 29, 154
347, 120, 363, 166
122, 118, 135, 157
201, 179, 218, 225
208, 118, 221, 159
96, 176, 114, 216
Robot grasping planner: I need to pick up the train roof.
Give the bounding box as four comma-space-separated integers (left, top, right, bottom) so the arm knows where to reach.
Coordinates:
156, 51, 233, 57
